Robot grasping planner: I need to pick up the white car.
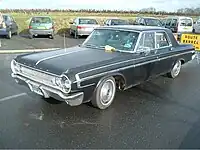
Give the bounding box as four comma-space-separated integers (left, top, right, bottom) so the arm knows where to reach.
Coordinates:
163, 16, 194, 34
193, 17, 200, 33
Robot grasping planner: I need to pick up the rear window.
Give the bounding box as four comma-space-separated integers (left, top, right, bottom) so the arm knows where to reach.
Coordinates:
145, 18, 162, 26
79, 19, 98, 24
31, 17, 52, 24
111, 19, 129, 25
179, 19, 193, 26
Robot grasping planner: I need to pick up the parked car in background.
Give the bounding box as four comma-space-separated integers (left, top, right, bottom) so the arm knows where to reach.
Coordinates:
11, 25, 196, 110
193, 17, 200, 33
28, 16, 55, 39
162, 16, 193, 34
0, 14, 18, 39
134, 17, 163, 27
69, 17, 100, 39
104, 18, 130, 26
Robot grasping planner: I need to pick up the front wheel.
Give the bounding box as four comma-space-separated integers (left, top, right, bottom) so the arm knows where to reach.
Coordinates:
7, 30, 12, 39
91, 77, 116, 109
167, 60, 182, 78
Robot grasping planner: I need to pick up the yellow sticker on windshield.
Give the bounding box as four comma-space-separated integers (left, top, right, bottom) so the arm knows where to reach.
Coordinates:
105, 45, 116, 52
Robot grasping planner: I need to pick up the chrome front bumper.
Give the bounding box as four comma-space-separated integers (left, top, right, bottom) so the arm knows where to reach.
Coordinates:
12, 73, 84, 106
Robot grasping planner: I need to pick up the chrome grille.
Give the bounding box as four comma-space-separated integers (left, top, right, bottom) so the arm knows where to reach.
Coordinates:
19, 66, 55, 86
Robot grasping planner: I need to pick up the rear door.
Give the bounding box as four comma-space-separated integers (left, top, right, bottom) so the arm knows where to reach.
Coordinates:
9, 16, 18, 33
152, 31, 175, 75
177, 18, 193, 33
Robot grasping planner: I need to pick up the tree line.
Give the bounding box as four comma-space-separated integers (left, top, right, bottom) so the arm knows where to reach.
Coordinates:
0, 7, 199, 16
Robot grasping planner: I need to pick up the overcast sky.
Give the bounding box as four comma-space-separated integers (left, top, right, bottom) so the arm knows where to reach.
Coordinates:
0, 0, 198, 12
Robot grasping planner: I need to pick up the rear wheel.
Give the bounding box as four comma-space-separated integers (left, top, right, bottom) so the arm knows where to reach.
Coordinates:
91, 77, 116, 109
193, 29, 195, 33
167, 60, 182, 78
74, 31, 79, 39
49, 34, 54, 39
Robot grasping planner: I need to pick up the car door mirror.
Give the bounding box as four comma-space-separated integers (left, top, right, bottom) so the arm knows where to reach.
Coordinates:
140, 23, 145, 25
69, 21, 73, 24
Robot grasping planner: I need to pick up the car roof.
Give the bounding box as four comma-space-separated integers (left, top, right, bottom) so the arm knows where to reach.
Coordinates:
97, 25, 167, 32
76, 17, 97, 20
165, 16, 193, 19
32, 16, 52, 18
138, 16, 160, 20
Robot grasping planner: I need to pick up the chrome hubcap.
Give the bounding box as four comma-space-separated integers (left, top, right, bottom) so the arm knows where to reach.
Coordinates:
172, 61, 181, 77
100, 79, 115, 105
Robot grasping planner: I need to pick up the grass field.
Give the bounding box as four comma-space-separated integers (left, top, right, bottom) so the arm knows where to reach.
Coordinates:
9, 12, 196, 35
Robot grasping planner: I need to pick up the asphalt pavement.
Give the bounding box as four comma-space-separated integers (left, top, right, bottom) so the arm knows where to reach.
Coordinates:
0, 34, 85, 50
0, 36, 200, 148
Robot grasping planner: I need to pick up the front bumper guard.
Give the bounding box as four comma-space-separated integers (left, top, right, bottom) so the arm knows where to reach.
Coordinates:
11, 73, 84, 106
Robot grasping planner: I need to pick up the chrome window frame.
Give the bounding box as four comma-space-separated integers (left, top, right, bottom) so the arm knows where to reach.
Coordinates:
133, 30, 173, 53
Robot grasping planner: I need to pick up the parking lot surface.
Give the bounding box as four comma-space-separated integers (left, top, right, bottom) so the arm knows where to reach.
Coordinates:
0, 35, 85, 50
0, 37, 200, 148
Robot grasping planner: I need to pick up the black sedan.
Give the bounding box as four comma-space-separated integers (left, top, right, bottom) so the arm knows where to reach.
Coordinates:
11, 25, 196, 109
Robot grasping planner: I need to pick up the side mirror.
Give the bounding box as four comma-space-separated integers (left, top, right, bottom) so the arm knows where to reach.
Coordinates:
69, 21, 73, 24
140, 23, 145, 25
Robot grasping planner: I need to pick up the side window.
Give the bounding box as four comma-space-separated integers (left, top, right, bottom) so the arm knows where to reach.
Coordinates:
140, 19, 145, 25
166, 19, 172, 26
136, 32, 155, 51
171, 19, 177, 26
155, 32, 170, 48
7, 16, 12, 22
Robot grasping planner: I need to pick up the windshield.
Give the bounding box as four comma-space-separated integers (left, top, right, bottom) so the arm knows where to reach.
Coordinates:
79, 18, 98, 24
145, 18, 162, 26
31, 17, 52, 24
180, 18, 192, 26
111, 19, 129, 25
82, 29, 139, 51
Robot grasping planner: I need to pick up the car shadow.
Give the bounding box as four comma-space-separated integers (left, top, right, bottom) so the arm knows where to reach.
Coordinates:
19, 29, 30, 39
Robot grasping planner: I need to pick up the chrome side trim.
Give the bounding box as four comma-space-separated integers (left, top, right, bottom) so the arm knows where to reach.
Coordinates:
74, 50, 194, 88
35, 48, 86, 65
76, 50, 193, 77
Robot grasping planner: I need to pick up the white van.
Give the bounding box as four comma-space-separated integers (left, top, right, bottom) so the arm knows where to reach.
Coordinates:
163, 16, 194, 34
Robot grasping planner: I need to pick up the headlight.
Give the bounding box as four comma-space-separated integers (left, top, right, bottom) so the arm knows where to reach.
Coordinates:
11, 60, 21, 74
54, 75, 71, 93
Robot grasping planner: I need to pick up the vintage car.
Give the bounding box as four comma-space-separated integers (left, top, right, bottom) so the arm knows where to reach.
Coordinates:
11, 25, 196, 109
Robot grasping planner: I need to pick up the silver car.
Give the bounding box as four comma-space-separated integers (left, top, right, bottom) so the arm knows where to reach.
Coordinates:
69, 17, 100, 38
193, 17, 200, 33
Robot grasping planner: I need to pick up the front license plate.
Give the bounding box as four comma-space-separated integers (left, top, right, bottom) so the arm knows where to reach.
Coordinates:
30, 84, 43, 96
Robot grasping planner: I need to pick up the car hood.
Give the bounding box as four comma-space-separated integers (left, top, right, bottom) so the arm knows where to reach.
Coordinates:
15, 46, 133, 75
